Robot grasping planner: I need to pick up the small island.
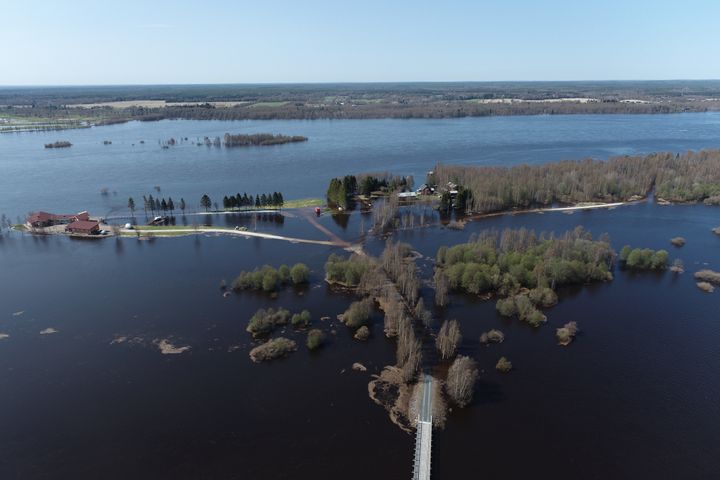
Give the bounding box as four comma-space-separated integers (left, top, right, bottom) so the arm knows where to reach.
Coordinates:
223, 133, 307, 147
44, 141, 72, 148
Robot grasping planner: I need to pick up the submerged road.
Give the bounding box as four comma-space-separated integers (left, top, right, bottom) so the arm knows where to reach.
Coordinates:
413, 374, 433, 480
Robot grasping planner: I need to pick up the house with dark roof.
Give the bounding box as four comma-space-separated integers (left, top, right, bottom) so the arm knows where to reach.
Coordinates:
27, 211, 90, 228
66, 220, 100, 235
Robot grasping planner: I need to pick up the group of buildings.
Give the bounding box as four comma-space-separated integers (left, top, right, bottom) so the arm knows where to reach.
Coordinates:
26, 211, 101, 235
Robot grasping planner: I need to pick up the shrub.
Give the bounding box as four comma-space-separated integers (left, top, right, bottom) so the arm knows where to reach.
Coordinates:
324, 254, 372, 287
480, 329, 504, 344
436, 319, 462, 360
670, 237, 686, 247
556, 321, 579, 346
278, 264, 290, 282
306, 329, 326, 350
354, 325, 370, 341
694, 269, 720, 285
343, 298, 374, 328
247, 308, 291, 336
232, 264, 302, 292
290, 263, 310, 284
436, 227, 614, 296
670, 258, 685, 274
496, 297, 517, 317
446, 356, 479, 407
496, 356, 512, 373
249, 337, 297, 362
291, 309, 311, 327
620, 246, 669, 270
528, 287, 558, 307
262, 269, 280, 292
697, 282, 715, 293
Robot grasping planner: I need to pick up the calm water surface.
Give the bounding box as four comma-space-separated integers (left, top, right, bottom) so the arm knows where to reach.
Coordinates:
1, 113, 720, 219
0, 116, 719, 479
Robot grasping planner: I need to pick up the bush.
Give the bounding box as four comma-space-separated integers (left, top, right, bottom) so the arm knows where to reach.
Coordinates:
694, 269, 720, 285
697, 282, 715, 293
291, 309, 311, 327
670, 237, 686, 247
262, 269, 280, 292
354, 325, 370, 341
437, 227, 614, 296
446, 355, 479, 407
247, 308, 291, 336
436, 319, 462, 360
343, 298, 374, 328
528, 287, 558, 307
306, 329, 326, 350
556, 321, 579, 346
480, 329, 504, 344
232, 264, 303, 292
278, 264, 290, 282
620, 246, 669, 270
496, 297, 517, 317
496, 356, 512, 373
290, 263, 310, 284
249, 337, 297, 362
324, 254, 372, 287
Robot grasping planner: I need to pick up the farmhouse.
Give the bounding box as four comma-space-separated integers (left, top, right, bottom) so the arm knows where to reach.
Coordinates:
66, 220, 100, 235
27, 211, 90, 228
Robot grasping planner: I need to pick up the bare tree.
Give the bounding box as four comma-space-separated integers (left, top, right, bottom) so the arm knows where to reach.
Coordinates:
415, 297, 432, 328
436, 319, 461, 360
446, 355, 478, 407
433, 269, 450, 307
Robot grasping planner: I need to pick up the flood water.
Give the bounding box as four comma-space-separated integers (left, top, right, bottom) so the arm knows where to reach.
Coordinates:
2, 113, 720, 219
1, 116, 720, 479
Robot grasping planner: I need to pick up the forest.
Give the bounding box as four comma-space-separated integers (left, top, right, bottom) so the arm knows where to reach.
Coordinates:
4, 81, 720, 124
222, 133, 307, 147
435, 227, 615, 297
433, 150, 720, 214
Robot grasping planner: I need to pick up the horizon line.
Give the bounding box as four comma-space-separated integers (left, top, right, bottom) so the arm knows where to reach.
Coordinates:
2, 79, 720, 89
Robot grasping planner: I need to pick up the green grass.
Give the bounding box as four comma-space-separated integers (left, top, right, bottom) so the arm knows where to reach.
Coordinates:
11, 224, 27, 231
248, 101, 289, 108
283, 198, 323, 208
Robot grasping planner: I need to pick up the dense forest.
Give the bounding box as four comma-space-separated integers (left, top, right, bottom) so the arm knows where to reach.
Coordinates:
4, 81, 720, 124
433, 150, 720, 214
222, 133, 307, 147
435, 227, 615, 297
326, 173, 412, 208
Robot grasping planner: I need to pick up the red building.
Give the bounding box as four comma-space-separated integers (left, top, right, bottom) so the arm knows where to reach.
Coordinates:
66, 220, 100, 235
27, 211, 90, 228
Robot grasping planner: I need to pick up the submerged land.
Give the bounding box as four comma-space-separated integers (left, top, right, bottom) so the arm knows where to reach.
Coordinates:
4, 80, 720, 131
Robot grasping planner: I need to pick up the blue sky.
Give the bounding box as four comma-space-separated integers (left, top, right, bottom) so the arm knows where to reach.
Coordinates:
2, 0, 719, 85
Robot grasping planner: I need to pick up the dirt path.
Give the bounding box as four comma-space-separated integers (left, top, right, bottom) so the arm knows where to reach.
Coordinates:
127, 227, 340, 247
297, 208, 350, 245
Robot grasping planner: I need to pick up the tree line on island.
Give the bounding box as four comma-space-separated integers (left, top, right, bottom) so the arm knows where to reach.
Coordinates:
326, 173, 413, 209
222, 133, 307, 147
125, 191, 286, 216
432, 149, 720, 214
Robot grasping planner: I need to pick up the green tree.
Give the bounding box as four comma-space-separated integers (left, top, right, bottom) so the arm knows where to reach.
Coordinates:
179, 198, 186, 214
200, 194, 212, 212
306, 329, 326, 350
290, 263, 310, 284
128, 197, 135, 217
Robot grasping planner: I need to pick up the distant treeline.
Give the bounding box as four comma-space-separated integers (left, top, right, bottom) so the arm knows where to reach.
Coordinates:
44, 141, 72, 148
326, 173, 412, 208
222, 192, 284, 209
222, 133, 307, 147
433, 150, 720, 214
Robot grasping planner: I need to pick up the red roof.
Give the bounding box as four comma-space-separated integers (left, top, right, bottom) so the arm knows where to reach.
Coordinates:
66, 220, 100, 232
27, 211, 90, 224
